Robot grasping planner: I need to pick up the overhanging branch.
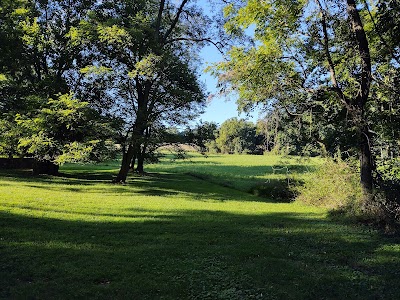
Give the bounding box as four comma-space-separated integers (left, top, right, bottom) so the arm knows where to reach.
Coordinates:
165, 37, 225, 55
163, 0, 189, 42
315, 0, 351, 111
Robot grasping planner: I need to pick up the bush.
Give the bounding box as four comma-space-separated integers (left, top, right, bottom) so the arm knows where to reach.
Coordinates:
295, 159, 363, 213
205, 140, 220, 154
362, 177, 400, 232
297, 158, 400, 231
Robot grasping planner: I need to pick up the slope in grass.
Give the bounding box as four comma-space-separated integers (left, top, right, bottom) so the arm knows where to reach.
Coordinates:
148, 154, 320, 201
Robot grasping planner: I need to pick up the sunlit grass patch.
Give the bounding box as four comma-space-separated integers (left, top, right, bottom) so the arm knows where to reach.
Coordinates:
147, 153, 321, 201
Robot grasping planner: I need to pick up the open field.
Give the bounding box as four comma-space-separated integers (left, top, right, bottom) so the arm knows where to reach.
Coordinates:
1, 155, 399, 299
147, 154, 321, 200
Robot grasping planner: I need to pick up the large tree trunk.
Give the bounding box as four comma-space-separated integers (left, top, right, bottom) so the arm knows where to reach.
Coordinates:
136, 155, 144, 174
360, 126, 373, 192
136, 144, 147, 174
115, 87, 147, 182
115, 144, 135, 183
319, 0, 374, 194
346, 0, 374, 194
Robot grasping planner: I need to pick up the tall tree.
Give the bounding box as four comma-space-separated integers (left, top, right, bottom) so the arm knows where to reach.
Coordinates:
213, 0, 399, 196
216, 118, 257, 154
0, 0, 119, 172
80, 0, 209, 182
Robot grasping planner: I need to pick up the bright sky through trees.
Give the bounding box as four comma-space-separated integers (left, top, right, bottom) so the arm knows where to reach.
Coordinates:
196, 2, 261, 125
199, 45, 262, 125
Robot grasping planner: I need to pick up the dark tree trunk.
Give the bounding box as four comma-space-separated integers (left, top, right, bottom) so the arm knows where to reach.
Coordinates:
346, 0, 374, 194
136, 144, 147, 174
136, 155, 144, 174
115, 144, 135, 182
360, 126, 373, 191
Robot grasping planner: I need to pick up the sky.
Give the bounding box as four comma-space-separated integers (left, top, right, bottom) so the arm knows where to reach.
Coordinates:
196, 45, 262, 126
193, 2, 262, 126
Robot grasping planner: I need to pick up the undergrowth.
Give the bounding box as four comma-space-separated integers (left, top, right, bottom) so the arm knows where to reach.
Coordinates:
295, 159, 363, 216
295, 158, 400, 232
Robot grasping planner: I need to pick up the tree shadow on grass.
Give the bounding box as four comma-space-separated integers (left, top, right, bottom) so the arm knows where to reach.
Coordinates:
1, 168, 265, 203
0, 169, 101, 186
152, 162, 317, 202
162, 163, 316, 176
167, 160, 222, 166
183, 168, 305, 203
60, 171, 116, 182
0, 167, 118, 184
1, 210, 399, 299
0, 204, 181, 220
1, 162, 310, 203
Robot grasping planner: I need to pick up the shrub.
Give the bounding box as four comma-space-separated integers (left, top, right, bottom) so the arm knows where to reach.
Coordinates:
362, 177, 400, 232
205, 140, 220, 154
297, 158, 400, 231
295, 159, 363, 214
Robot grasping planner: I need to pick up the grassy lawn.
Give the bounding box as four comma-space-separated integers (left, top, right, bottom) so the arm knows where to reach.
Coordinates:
147, 154, 320, 200
1, 154, 399, 299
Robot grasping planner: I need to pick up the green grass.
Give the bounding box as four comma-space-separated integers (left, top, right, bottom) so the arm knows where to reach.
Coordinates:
1, 155, 399, 299
147, 153, 320, 200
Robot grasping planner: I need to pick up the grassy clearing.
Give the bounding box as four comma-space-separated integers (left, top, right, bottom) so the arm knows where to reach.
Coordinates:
147, 154, 320, 201
1, 155, 400, 299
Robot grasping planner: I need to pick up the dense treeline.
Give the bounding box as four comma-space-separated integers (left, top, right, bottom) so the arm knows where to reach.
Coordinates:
210, 0, 400, 225
211, 0, 400, 196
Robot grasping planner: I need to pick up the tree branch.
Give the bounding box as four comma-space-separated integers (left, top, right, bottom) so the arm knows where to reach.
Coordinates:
346, 0, 372, 107
162, 0, 189, 42
361, 0, 400, 65
284, 106, 306, 117
155, 0, 165, 35
315, 0, 350, 110
165, 37, 225, 55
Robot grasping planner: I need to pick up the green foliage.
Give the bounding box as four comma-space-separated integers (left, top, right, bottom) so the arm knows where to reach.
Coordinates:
376, 0, 400, 59
0, 0, 96, 99
214, 0, 400, 194
15, 93, 116, 164
97, 24, 131, 45
0, 0, 116, 167
80, 65, 112, 76
205, 140, 220, 154
296, 159, 363, 213
183, 121, 218, 153
128, 53, 162, 79
216, 118, 257, 154
0, 119, 23, 158
377, 158, 400, 182
17, 131, 59, 161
